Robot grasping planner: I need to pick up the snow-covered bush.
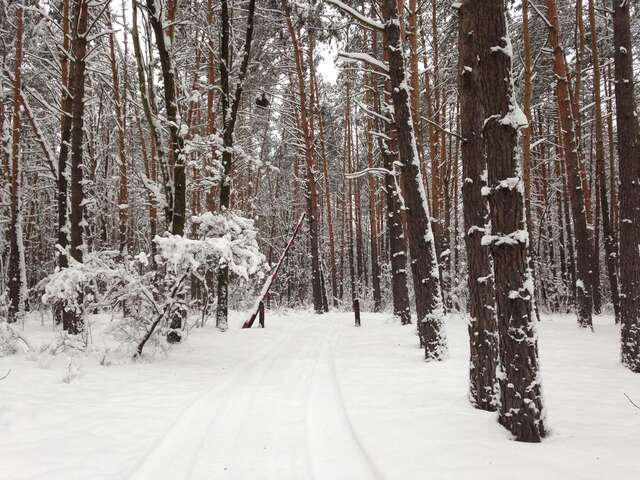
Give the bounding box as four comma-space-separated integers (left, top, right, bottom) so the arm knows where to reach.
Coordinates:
0, 323, 31, 357
184, 210, 265, 280
38, 211, 265, 356
0, 324, 19, 357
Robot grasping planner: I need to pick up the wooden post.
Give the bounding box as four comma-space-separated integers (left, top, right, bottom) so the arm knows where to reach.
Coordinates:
259, 301, 265, 328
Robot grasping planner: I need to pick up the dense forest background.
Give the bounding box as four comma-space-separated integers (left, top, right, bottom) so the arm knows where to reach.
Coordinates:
1, 0, 640, 443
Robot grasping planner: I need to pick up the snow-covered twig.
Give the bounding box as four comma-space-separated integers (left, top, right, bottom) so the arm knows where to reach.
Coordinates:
0, 370, 10, 381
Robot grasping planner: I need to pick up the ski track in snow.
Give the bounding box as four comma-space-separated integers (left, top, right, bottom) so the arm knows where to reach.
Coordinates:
129, 315, 380, 480
306, 316, 382, 480
127, 324, 302, 479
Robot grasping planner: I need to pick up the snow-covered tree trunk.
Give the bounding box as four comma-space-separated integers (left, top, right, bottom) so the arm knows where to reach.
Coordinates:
381, 0, 446, 360
456, 0, 498, 412
520, 0, 540, 322
145, 0, 185, 237
612, 0, 640, 372
216, 0, 258, 329
476, 0, 546, 441
7, 5, 26, 324
369, 45, 412, 324
65, 0, 91, 335
131, 0, 169, 229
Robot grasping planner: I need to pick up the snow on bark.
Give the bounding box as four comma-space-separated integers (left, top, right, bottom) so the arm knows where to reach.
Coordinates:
476, 0, 546, 441
458, 0, 499, 411
380, 0, 446, 360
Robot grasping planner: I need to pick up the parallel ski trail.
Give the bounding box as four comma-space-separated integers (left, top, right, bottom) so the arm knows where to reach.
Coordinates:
187, 319, 326, 479
127, 325, 300, 480
306, 316, 383, 480
129, 315, 382, 480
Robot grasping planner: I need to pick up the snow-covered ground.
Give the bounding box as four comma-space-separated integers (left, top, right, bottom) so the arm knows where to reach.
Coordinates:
1, 310, 639, 479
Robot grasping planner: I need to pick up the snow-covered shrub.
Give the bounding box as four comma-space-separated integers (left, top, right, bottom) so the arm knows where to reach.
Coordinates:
38, 212, 266, 356
0, 324, 19, 357
61, 356, 81, 384
186, 210, 265, 280
0, 323, 31, 357
40, 251, 125, 314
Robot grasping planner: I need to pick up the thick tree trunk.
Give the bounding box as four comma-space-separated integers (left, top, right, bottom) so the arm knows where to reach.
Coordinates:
612, 0, 640, 372
382, 0, 446, 360
475, 0, 546, 442
372, 26, 411, 324
457, 0, 499, 411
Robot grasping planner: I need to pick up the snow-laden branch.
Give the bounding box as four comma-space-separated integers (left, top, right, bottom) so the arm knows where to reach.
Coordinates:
346, 167, 396, 180
325, 0, 384, 31
338, 51, 389, 73
421, 115, 464, 140
528, 0, 552, 28
354, 99, 392, 123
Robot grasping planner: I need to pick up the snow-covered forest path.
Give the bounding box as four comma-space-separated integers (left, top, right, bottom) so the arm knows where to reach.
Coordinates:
129, 315, 380, 480
1, 311, 640, 479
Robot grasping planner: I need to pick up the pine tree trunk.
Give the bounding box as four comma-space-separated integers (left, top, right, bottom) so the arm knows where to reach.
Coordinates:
146, 0, 185, 236
131, 0, 170, 227
521, 0, 541, 321
382, 0, 446, 359
64, 0, 90, 335
371, 24, 411, 324
366, 93, 382, 312
214, 0, 258, 329
56, 0, 71, 275
475, 0, 546, 442
315, 81, 338, 308
108, 16, 129, 257
546, 0, 594, 329
282, 0, 323, 314
7, 5, 26, 324
612, 0, 640, 372
457, 0, 498, 411
588, 0, 620, 321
